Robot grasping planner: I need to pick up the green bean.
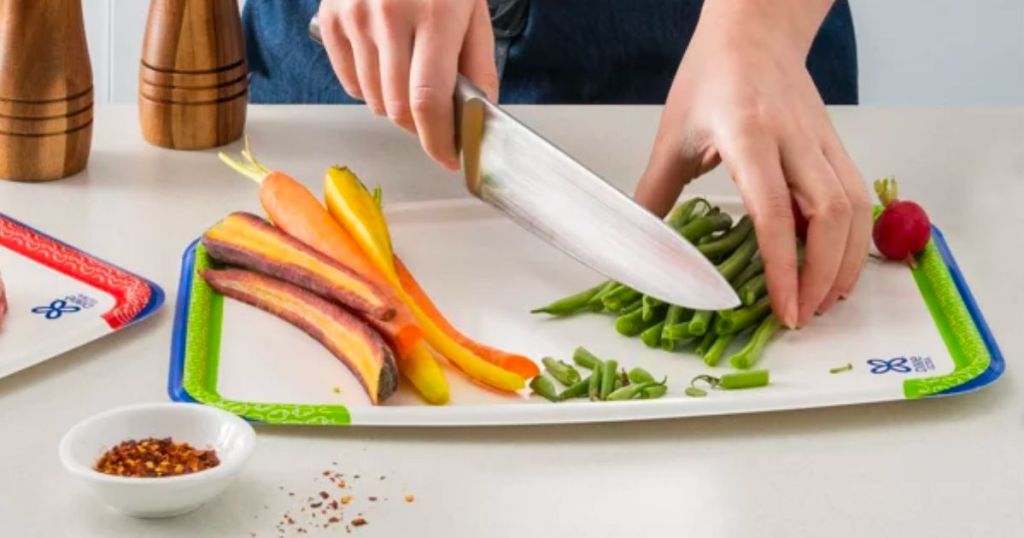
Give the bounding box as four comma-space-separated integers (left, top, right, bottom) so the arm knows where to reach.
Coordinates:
606, 381, 659, 401
599, 360, 619, 400
660, 305, 691, 350
694, 330, 717, 356
714, 295, 771, 335
698, 216, 754, 260
619, 298, 643, 314
715, 232, 759, 282
719, 369, 770, 389
641, 384, 668, 399
680, 212, 733, 243
558, 375, 592, 399
702, 332, 737, 367
602, 286, 642, 312
730, 256, 764, 288
666, 197, 708, 230
587, 364, 603, 400
729, 315, 783, 370
830, 363, 853, 374
531, 282, 607, 316
628, 367, 656, 385
738, 273, 767, 306
586, 281, 619, 310
572, 347, 602, 370
542, 357, 581, 386
688, 310, 714, 336
662, 320, 694, 341
640, 321, 665, 348
641, 295, 663, 321
615, 305, 664, 336
612, 376, 624, 391
530, 375, 561, 402
684, 386, 708, 398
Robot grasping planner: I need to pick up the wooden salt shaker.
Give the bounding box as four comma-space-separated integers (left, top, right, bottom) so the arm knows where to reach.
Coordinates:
138, 0, 247, 150
0, 0, 93, 182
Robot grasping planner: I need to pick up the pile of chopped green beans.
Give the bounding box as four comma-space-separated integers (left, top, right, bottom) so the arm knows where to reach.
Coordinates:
529, 347, 668, 402
532, 197, 793, 370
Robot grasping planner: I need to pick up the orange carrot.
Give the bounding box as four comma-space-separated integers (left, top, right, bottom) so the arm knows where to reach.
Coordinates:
258, 172, 424, 355
395, 258, 539, 379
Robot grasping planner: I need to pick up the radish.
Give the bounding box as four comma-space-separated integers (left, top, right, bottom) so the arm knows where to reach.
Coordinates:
872, 177, 931, 265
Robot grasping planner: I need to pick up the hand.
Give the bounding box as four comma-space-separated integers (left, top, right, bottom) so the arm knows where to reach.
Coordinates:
634, 1, 872, 328
318, 0, 499, 170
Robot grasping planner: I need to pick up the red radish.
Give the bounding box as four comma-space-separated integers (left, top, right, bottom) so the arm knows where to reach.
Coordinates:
872, 177, 931, 265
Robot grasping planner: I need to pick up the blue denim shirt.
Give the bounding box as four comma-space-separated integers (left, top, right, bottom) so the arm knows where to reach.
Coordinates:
244, 0, 857, 105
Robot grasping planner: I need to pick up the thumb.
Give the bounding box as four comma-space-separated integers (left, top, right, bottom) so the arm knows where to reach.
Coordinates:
634, 132, 717, 217
459, 0, 499, 102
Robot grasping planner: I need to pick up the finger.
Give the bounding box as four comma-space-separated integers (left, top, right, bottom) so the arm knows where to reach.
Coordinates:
781, 138, 851, 325
720, 135, 800, 329
459, 0, 499, 102
376, 18, 415, 132
341, 3, 384, 114
318, 7, 362, 100
634, 137, 702, 217
409, 22, 462, 170
821, 137, 872, 306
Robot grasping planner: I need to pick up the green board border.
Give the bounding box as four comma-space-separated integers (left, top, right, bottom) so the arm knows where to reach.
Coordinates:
181, 244, 352, 425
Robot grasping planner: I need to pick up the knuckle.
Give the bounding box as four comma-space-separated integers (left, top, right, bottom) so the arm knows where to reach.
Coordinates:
731, 105, 775, 134
341, 0, 370, 29
410, 86, 442, 115
385, 99, 411, 124
818, 194, 852, 221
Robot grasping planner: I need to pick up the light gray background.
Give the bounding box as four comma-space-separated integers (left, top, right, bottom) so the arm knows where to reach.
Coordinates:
83, 0, 1024, 105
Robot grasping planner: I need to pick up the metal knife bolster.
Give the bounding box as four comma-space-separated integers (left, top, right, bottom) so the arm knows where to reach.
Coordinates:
453, 77, 488, 196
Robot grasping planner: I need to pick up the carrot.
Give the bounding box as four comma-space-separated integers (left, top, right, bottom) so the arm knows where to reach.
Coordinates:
219, 144, 449, 403
395, 258, 539, 379
324, 167, 527, 392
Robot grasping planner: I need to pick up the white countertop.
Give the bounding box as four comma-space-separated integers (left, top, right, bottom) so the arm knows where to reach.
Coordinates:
1, 105, 1022, 537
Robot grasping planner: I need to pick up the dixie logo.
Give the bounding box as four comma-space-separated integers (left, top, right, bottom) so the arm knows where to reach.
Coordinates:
867, 356, 934, 374
31, 299, 81, 320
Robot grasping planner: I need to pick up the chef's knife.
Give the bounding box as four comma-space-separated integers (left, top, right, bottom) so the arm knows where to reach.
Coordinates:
309, 17, 739, 309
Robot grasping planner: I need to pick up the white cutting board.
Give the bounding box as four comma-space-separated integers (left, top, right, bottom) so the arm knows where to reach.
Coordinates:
171, 198, 1001, 426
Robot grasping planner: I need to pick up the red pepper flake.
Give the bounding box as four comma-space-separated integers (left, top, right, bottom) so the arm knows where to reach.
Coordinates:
379, 475, 386, 480
354, 474, 361, 479
319, 491, 330, 499
285, 516, 295, 525
309, 502, 322, 509
368, 496, 377, 502
352, 517, 367, 527
329, 500, 339, 510
404, 494, 415, 503
322, 470, 331, 476
288, 492, 295, 497
329, 517, 341, 524
341, 495, 353, 505
93, 437, 219, 478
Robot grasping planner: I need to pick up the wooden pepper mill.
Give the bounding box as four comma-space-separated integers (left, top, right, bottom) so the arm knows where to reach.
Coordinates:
0, 0, 93, 182
138, 0, 247, 150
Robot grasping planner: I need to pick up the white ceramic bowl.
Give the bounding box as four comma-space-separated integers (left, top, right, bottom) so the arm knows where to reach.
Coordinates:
58, 402, 256, 518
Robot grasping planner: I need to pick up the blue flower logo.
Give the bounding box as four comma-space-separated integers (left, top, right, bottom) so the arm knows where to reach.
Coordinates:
867, 357, 912, 374
31, 299, 81, 320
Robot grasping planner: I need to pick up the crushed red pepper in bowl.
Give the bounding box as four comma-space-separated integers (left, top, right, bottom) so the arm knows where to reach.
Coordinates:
94, 437, 220, 478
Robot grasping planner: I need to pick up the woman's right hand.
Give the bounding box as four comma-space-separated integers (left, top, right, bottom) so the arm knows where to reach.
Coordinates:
318, 0, 499, 170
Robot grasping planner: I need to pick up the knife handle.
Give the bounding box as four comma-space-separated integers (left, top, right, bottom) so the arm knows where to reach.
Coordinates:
308, 14, 486, 192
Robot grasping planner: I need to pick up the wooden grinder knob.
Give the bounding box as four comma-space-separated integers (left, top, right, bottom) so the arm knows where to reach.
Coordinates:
139, 0, 247, 150
0, 0, 93, 182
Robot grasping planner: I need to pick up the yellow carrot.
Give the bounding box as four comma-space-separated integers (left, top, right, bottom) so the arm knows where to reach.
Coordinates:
324, 166, 526, 392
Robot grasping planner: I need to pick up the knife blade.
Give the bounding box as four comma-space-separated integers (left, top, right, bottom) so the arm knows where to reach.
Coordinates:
309, 17, 739, 309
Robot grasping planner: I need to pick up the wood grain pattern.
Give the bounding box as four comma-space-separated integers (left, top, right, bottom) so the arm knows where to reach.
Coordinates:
138, 0, 247, 149
0, 0, 93, 181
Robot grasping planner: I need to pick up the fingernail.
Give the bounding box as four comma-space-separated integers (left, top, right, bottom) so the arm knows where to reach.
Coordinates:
784, 297, 799, 329
839, 293, 848, 301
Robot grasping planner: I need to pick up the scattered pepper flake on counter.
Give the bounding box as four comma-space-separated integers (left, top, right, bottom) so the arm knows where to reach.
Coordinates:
404, 494, 415, 503
368, 496, 377, 502
341, 495, 353, 505
351, 517, 367, 527
332, 387, 341, 394
94, 437, 219, 477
